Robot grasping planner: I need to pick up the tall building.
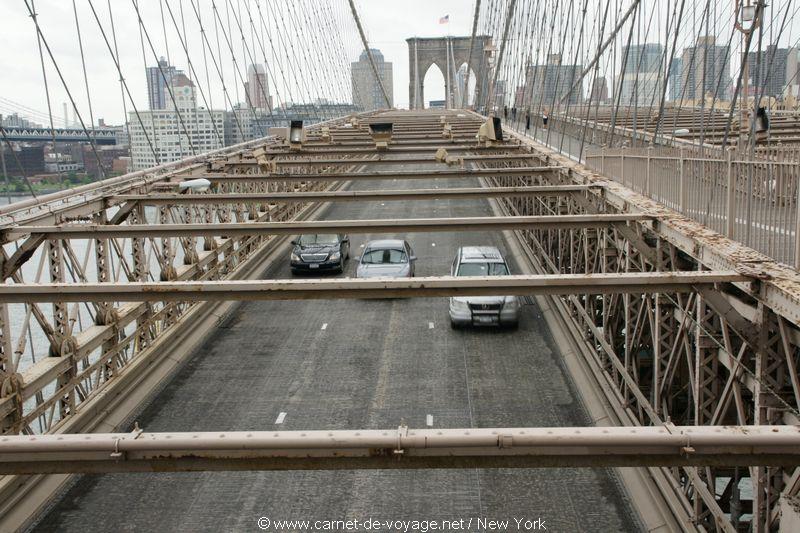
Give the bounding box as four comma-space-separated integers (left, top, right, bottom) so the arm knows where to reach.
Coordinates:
244, 64, 272, 110
130, 74, 226, 170
623, 44, 663, 74
589, 76, 609, 104
146, 57, 179, 110
81, 146, 129, 178
523, 54, 584, 107
0, 145, 44, 176
351, 49, 393, 111
0, 113, 42, 129
224, 107, 275, 146
254, 102, 361, 132
746, 45, 800, 99
680, 36, 732, 102
619, 44, 663, 105
492, 80, 507, 110
455, 64, 470, 105
514, 85, 526, 108
669, 57, 684, 101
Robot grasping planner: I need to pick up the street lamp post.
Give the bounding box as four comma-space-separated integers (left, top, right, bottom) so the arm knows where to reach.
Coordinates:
735, 1, 762, 146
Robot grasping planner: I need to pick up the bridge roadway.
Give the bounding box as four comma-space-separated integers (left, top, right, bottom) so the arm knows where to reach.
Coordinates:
33, 163, 640, 532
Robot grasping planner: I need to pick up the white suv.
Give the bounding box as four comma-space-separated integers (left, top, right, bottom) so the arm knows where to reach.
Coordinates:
449, 246, 520, 329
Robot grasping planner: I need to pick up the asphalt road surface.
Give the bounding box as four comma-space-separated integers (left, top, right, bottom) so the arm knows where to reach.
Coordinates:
33, 162, 642, 532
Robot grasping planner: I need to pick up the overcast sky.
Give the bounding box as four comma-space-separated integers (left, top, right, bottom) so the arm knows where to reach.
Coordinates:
1, 1, 797, 128
0, 0, 475, 127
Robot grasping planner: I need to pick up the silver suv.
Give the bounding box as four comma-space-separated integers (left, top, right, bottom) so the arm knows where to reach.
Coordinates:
449, 246, 520, 329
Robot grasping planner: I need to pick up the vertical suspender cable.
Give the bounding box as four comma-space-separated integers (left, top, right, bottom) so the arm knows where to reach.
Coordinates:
29, 0, 63, 187
464, 0, 482, 109
347, 0, 391, 109
22, 0, 107, 180
485, 0, 517, 112
558, 0, 642, 107
71, 0, 104, 178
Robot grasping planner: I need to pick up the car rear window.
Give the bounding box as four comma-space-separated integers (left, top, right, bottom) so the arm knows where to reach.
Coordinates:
298, 234, 339, 245
457, 262, 509, 276
361, 248, 408, 264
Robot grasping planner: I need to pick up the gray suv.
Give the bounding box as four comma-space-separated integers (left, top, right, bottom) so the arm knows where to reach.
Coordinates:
449, 246, 520, 329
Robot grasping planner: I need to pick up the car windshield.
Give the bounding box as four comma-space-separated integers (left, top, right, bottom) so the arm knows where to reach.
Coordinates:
457, 262, 509, 276
361, 248, 407, 264
298, 234, 339, 246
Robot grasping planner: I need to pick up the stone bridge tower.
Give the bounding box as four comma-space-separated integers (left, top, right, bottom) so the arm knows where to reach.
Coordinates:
406, 36, 492, 110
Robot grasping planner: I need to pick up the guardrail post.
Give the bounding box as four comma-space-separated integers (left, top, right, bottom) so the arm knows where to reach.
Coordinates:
679, 147, 686, 213
620, 146, 626, 186
725, 148, 735, 239
645, 146, 653, 196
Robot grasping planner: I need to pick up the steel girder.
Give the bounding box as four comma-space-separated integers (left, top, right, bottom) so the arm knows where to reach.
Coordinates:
3, 214, 650, 241
1, 109, 800, 532
0, 272, 748, 304
114, 185, 595, 205
0, 114, 361, 437
262, 153, 541, 167
184, 166, 563, 183
0, 425, 797, 475
486, 122, 800, 532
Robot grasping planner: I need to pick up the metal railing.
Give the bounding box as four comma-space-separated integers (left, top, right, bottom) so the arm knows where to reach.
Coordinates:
585, 146, 800, 266
0, 116, 355, 437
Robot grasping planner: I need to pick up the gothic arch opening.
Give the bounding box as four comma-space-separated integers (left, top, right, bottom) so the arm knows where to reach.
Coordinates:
407, 36, 492, 110
422, 63, 446, 109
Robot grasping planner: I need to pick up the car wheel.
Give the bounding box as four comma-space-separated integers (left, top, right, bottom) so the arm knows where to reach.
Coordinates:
450, 319, 461, 330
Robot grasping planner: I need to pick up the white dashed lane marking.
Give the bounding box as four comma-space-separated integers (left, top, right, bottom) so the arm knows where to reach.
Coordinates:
428, 322, 435, 329
321, 323, 328, 330
275, 412, 287, 424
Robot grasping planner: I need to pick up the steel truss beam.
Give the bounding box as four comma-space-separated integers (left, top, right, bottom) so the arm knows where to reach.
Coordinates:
115, 185, 596, 205
265, 153, 542, 167
295, 139, 478, 148
0, 425, 796, 474
0, 272, 747, 303
252, 144, 523, 156
190, 166, 563, 183
486, 121, 800, 531
3, 214, 650, 240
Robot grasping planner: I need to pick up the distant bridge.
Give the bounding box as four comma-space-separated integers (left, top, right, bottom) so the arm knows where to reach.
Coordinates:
2, 126, 117, 145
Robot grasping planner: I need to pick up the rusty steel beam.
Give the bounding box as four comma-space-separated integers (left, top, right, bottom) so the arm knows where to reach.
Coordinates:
0, 271, 748, 303
270, 139, 491, 149
265, 153, 541, 167
4, 214, 650, 240
0, 425, 795, 474
115, 185, 596, 205
247, 144, 523, 156
189, 166, 563, 183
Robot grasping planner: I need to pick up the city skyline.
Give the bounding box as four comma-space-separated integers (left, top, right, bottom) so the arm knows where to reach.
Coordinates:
5, 1, 798, 125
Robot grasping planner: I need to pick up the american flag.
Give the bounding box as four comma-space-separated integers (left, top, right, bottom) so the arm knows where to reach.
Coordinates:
439, 14, 449, 24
